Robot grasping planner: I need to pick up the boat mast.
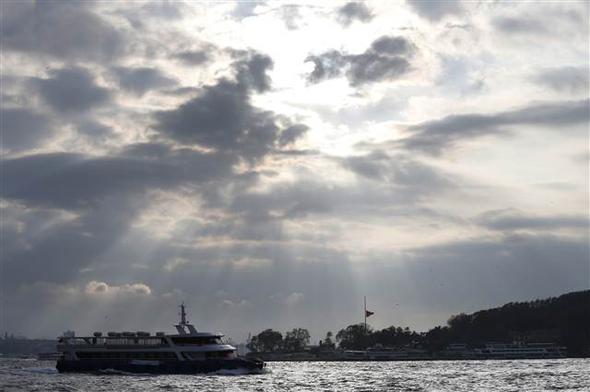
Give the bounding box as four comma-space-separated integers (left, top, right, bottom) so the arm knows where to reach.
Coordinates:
176, 302, 198, 335
180, 302, 188, 325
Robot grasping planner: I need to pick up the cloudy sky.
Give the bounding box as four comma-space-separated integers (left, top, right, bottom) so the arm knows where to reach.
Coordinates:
1, 1, 588, 342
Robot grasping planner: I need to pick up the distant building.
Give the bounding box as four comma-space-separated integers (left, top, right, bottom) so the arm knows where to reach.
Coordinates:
2, 332, 16, 340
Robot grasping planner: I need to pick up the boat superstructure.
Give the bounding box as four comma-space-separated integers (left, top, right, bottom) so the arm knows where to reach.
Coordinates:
56, 303, 264, 374
474, 342, 567, 359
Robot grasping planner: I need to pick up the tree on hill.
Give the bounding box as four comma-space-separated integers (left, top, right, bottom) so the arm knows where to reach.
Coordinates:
423, 325, 451, 353
372, 325, 420, 347
322, 331, 335, 348
426, 290, 590, 356
336, 324, 373, 349
283, 328, 310, 352
247, 329, 283, 352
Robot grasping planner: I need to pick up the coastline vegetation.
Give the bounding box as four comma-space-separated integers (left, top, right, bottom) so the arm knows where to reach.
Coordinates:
247, 290, 590, 356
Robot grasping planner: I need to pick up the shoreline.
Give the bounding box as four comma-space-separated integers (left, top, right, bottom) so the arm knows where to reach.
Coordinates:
256, 356, 582, 362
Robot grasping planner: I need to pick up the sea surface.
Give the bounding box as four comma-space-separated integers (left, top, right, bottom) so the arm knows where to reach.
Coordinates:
0, 358, 588, 391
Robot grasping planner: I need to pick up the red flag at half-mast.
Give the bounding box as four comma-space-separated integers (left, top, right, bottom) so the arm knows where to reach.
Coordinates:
365, 310, 374, 318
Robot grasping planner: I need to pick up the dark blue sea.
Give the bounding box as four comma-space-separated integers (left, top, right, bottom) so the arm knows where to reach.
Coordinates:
0, 358, 588, 391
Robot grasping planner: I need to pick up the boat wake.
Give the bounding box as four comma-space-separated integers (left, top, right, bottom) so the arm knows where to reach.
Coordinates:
0, 366, 58, 375
96, 368, 157, 377
213, 367, 271, 376
92, 367, 269, 376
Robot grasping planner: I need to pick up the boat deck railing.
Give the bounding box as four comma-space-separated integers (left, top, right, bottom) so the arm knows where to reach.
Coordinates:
58, 337, 169, 347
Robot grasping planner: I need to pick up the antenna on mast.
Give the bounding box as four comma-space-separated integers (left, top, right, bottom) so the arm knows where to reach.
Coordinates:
180, 302, 188, 325
175, 302, 197, 335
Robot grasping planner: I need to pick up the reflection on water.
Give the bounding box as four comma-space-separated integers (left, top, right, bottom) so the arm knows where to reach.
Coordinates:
0, 358, 588, 391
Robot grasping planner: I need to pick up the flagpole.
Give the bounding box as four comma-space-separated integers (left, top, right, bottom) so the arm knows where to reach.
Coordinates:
364, 296, 367, 335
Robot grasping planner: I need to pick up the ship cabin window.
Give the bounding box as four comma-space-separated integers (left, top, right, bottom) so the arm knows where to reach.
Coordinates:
171, 336, 222, 345
205, 350, 235, 359
180, 351, 235, 360
76, 351, 176, 359
105, 338, 168, 346
60, 337, 167, 346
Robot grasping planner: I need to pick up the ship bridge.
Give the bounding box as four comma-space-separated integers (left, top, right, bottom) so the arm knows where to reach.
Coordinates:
174, 302, 223, 338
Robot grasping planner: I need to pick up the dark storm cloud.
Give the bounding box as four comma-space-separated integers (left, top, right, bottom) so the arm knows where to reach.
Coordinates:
1, 145, 235, 210
174, 50, 210, 66
370, 36, 414, 55
31, 67, 111, 113
172, 41, 217, 66
340, 151, 456, 192
306, 36, 415, 86
112, 66, 177, 96
162, 86, 200, 97
475, 209, 589, 232
336, 2, 373, 27
1, 1, 125, 61
306, 50, 347, 83
278, 124, 309, 146
406, 0, 463, 22
234, 52, 274, 93
75, 120, 114, 141
400, 99, 590, 155
154, 52, 307, 161
492, 16, 548, 35
0, 108, 55, 152
531, 66, 589, 94
345, 55, 411, 86
154, 81, 277, 161
340, 151, 389, 180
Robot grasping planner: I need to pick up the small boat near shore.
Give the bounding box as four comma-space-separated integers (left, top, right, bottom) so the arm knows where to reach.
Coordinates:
472, 342, 567, 359
56, 303, 265, 374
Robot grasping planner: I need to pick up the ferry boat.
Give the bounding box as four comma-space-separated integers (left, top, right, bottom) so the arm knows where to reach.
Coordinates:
56, 304, 265, 374
474, 342, 567, 359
